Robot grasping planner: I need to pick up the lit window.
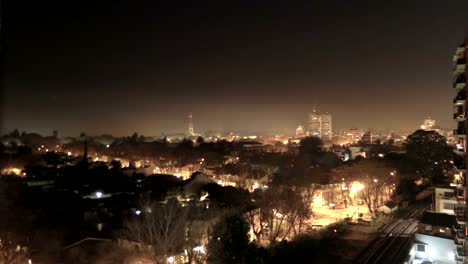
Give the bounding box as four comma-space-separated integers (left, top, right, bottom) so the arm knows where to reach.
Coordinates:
425, 225, 432, 231
417, 244, 425, 252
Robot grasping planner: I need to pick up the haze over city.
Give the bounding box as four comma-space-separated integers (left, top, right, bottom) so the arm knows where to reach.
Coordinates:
4, 1, 468, 264
4, 0, 468, 136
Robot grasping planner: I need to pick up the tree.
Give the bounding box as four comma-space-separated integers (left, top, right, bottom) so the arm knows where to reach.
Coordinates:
122, 199, 190, 264
0, 235, 30, 264
331, 160, 396, 212
346, 160, 396, 213
404, 130, 454, 184
196, 137, 205, 145
246, 186, 312, 245
110, 160, 122, 170
0, 179, 33, 264
174, 139, 195, 168
298, 137, 323, 157
207, 214, 257, 264
330, 164, 361, 208
9, 129, 20, 138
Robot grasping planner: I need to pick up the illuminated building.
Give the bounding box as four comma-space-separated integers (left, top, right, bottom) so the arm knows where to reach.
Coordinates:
421, 117, 436, 130
346, 128, 362, 143
452, 35, 468, 263
188, 113, 195, 136
308, 109, 332, 140
295, 125, 305, 137
361, 131, 372, 144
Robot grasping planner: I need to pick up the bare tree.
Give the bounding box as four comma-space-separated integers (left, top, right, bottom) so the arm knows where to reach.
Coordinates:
0, 235, 30, 264
122, 199, 189, 264
122, 198, 211, 264
331, 164, 362, 208
347, 160, 396, 213
246, 186, 312, 245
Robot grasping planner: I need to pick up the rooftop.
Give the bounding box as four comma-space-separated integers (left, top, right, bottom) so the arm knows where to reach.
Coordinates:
419, 211, 457, 228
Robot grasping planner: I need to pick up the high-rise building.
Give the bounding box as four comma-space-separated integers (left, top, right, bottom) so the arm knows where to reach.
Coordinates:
308, 110, 332, 140
188, 113, 194, 136
407, 34, 468, 264
452, 35, 468, 263
345, 128, 362, 143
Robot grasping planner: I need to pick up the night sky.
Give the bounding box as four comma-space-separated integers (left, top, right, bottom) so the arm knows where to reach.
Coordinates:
3, 0, 468, 136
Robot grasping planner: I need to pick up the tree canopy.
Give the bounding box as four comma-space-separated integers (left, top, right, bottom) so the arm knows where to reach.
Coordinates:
403, 130, 454, 184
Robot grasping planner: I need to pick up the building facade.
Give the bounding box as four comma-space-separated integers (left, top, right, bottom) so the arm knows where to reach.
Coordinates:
406, 212, 458, 264
452, 35, 468, 264
308, 110, 332, 140
296, 125, 305, 137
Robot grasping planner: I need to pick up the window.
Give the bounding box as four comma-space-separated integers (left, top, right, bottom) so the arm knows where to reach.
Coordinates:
443, 202, 455, 210
443, 192, 455, 199
417, 244, 425, 252
425, 225, 432, 231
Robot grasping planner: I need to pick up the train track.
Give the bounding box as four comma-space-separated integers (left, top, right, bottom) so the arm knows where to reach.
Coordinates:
352, 204, 427, 264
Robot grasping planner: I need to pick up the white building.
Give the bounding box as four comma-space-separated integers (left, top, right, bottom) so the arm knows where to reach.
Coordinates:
408, 234, 456, 264
296, 125, 305, 137
406, 211, 459, 264
434, 186, 460, 215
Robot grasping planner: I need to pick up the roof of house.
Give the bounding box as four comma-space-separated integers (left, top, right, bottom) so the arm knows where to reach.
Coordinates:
383, 201, 398, 209
419, 211, 457, 228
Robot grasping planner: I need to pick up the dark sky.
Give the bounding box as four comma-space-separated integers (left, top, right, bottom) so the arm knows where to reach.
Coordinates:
3, 0, 468, 136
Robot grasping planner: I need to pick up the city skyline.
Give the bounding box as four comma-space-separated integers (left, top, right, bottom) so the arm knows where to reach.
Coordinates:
3, 0, 468, 136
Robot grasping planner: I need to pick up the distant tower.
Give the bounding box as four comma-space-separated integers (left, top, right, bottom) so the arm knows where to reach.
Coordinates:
188, 113, 195, 136
308, 109, 332, 140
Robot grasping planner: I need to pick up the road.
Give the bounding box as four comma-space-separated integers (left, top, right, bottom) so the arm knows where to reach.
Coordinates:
352, 202, 430, 264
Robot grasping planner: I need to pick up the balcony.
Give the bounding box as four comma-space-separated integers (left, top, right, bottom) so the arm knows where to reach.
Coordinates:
455, 205, 466, 224
454, 128, 467, 137
454, 156, 467, 170
454, 90, 467, 103
455, 236, 465, 246
454, 113, 466, 120
456, 245, 466, 261
454, 73, 467, 90
456, 46, 466, 56
454, 149, 465, 156
456, 226, 466, 237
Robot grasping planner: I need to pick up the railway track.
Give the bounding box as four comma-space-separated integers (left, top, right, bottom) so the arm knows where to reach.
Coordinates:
352, 203, 427, 264
353, 219, 417, 264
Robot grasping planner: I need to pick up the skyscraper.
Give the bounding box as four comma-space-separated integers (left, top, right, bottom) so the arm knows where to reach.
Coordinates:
188, 113, 195, 136
308, 109, 332, 140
